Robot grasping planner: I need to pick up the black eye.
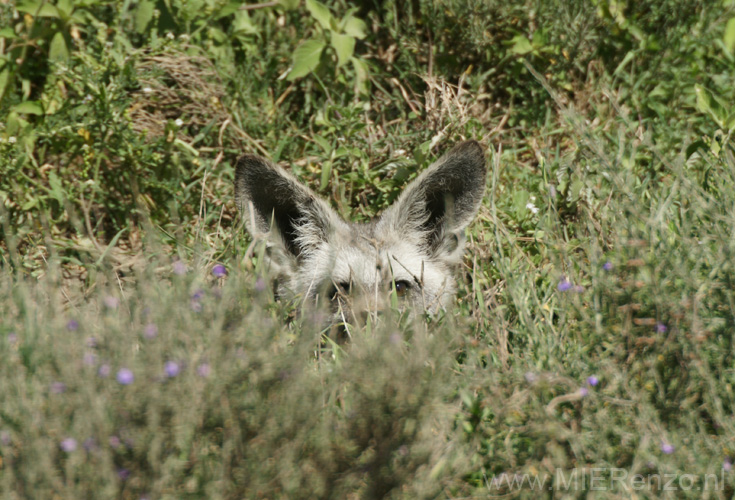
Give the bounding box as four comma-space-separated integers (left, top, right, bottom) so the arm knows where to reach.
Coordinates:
394, 280, 410, 297
330, 281, 351, 301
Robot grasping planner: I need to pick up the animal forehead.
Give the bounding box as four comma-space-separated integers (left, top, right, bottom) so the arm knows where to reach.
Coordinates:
332, 241, 423, 282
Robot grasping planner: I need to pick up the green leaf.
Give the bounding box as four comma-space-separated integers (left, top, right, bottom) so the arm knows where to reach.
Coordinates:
49, 32, 69, 61
724, 17, 735, 53
287, 38, 325, 80
351, 56, 369, 95
342, 15, 367, 39
320, 160, 332, 190
613, 50, 635, 76
509, 35, 533, 55
48, 171, 65, 204
305, 0, 333, 30
135, 0, 156, 34
57, 0, 74, 18
12, 101, 44, 115
312, 134, 330, 152
278, 0, 300, 9
685, 140, 707, 159
330, 32, 355, 67
0, 28, 18, 40
233, 11, 258, 35
695, 85, 726, 128
16, 0, 59, 17
0, 69, 9, 98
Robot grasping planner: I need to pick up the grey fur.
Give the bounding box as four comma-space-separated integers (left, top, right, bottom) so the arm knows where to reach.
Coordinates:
235, 140, 487, 325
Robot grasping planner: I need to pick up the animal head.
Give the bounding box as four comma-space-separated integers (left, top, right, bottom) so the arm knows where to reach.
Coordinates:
235, 140, 487, 328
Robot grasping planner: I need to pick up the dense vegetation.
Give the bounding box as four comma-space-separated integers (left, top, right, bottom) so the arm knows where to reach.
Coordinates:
2, 0, 735, 498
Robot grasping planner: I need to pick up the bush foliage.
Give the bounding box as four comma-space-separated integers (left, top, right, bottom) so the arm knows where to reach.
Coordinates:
2, 0, 735, 498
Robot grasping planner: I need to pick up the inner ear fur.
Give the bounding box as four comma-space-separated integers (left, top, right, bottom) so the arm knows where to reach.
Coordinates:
234, 155, 340, 259
382, 140, 487, 253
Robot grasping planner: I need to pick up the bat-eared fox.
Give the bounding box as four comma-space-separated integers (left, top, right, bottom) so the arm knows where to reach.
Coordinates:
235, 140, 487, 334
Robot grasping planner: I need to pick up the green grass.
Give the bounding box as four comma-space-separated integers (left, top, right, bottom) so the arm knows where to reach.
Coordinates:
3, 0, 735, 498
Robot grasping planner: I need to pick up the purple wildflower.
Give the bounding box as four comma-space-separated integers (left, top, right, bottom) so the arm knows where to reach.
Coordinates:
117, 468, 130, 480
255, 277, 267, 292
86, 337, 97, 348
579, 387, 589, 397
197, 363, 211, 378
66, 319, 79, 331
587, 375, 599, 387
143, 323, 158, 339
602, 261, 613, 271
661, 442, 675, 454
191, 289, 205, 300
172, 260, 187, 275
212, 264, 227, 278
98, 364, 111, 378
50, 382, 67, 394
0, 431, 11, 446
656, 322, 667, 333
116, 368, 134, 385
164, 361, 180, 378
109, 436, 121, 449
557, 279, 572, 292
103, 296, 120, 309
190, 299, 203, 313
60, 438, 78, 452
724, 458, 733, 472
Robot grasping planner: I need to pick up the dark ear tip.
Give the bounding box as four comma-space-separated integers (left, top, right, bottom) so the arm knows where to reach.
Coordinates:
236, 154, 270, 172
453, 139, 485, 159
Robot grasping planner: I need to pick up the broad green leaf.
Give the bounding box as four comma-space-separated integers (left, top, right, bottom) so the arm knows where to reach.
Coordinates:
57, 0, 74, 18
215, 1, 240, 18
312, 134, 330, 152
278, 0, 300, 9
330, 32, 355, 67
342, 15, 367, 39
16, 0, 59, 17
306, 0, 333, 30
0, 28, 17, 40
12, 101, 44, 115
531, 29, 547, 47
287, 39, 325, 80
49, 32, 69, 61
233, 11, 258, 35
510, 35, 533, 55
724, 17, 735, 53
135, 0, 155, 33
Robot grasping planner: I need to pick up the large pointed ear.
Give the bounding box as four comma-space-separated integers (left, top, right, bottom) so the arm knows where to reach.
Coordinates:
234, 155, 342, 260
380, 140, 487, 260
